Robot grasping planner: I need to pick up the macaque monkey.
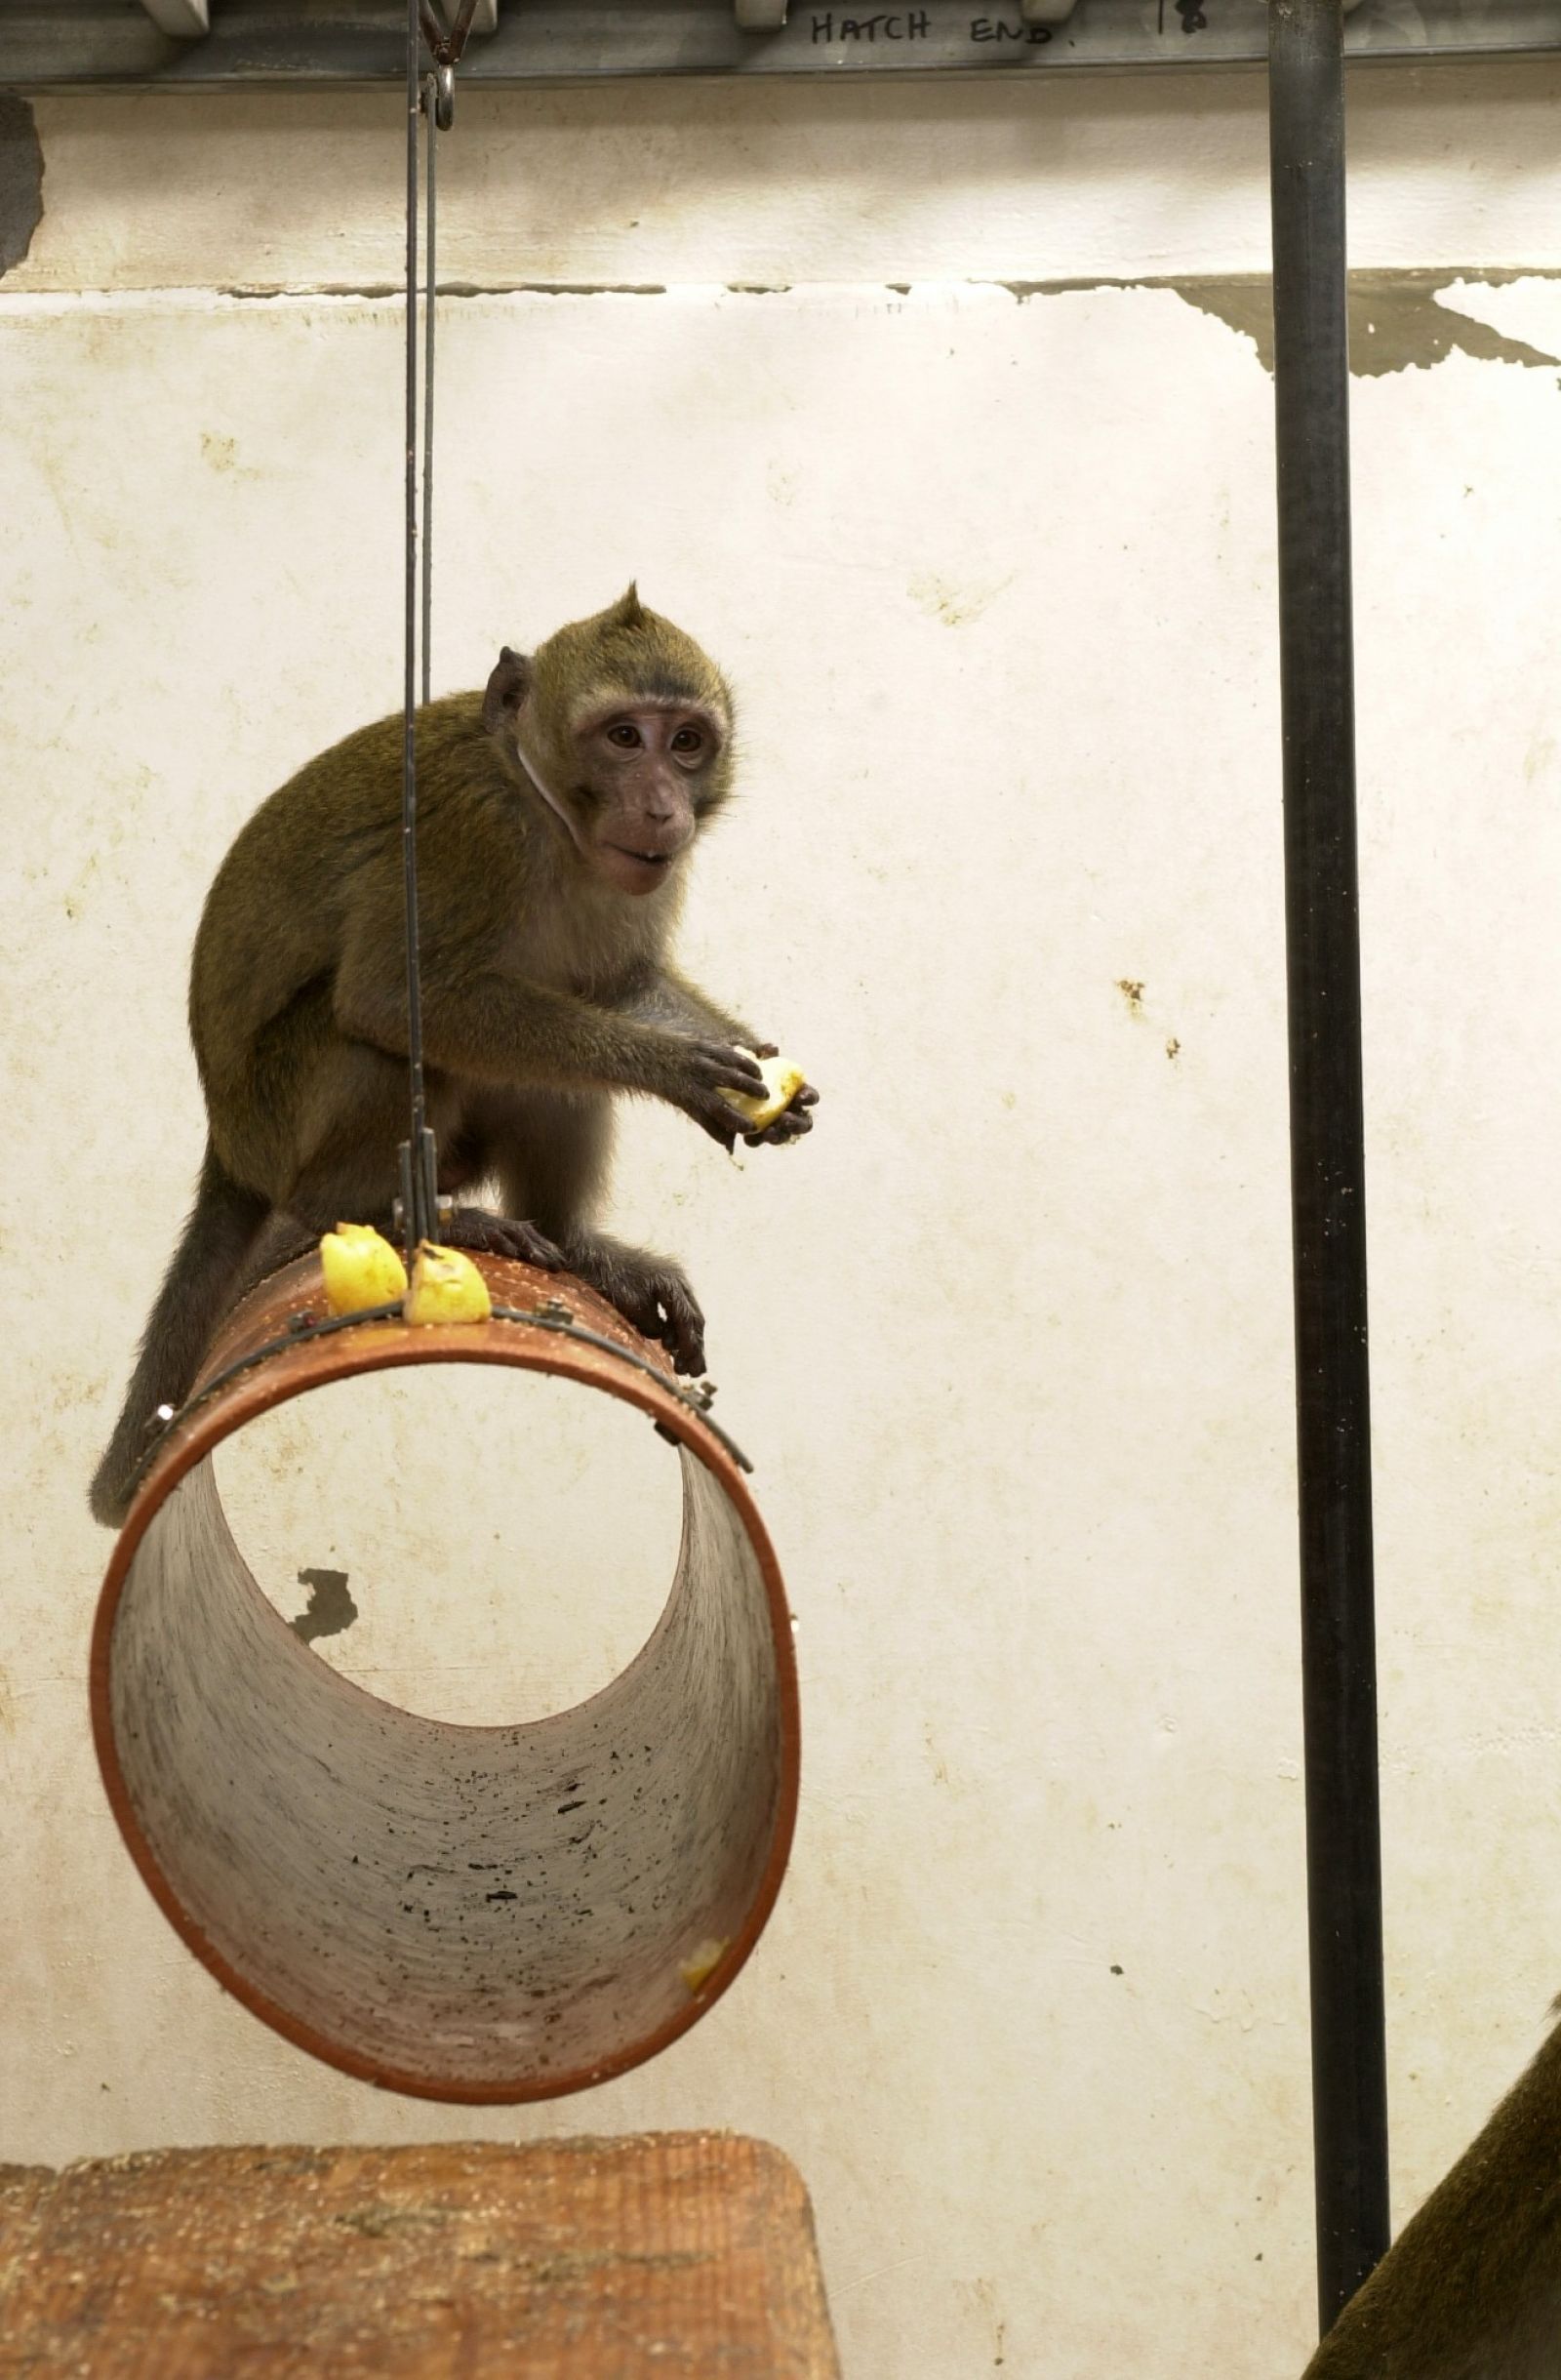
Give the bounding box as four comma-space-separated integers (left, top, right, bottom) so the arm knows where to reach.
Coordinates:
90, 587, 817, 1527
1301, 2001, 1561, 2378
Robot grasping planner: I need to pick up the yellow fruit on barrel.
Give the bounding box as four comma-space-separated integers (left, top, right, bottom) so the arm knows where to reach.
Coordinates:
405, 1242, 493, 1326
719, 1051, 807, 1133
320, 1223, 408, 1316
679, 1936, 729, 1997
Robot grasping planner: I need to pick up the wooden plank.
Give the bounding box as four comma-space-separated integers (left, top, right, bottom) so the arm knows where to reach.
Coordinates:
0, 2134, 840, 2378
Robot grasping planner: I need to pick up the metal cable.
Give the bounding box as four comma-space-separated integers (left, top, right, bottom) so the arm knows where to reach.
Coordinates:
399, 0, 436, 1259
421, 71, 436, 708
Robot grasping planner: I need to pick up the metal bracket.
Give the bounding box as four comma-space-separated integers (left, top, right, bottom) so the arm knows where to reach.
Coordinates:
419, 0, 481, 65
392, 1138, 446, 1255
136, 0, 208, 30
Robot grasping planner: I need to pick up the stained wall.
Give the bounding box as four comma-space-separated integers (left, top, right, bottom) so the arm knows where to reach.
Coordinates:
5, 56, 1561, 2378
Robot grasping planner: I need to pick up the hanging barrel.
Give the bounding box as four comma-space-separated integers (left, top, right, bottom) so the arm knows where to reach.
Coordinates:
90, 1251, 799, 2103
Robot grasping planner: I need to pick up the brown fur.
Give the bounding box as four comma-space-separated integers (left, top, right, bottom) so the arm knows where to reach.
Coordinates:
91, 591, 815, 1526
1302, 2006, 1561, 2379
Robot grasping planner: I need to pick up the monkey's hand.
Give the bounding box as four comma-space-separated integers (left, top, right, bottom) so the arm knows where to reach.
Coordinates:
740, 1047, 820, 1148
652, 1037, 769, 1150
439, 1206, 565, 1270
742, 1085, 819, 1147
726, 1042, 820, 1148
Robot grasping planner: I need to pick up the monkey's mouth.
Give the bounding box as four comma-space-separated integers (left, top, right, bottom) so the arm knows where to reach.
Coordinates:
609, 843, 676, 871
600, 842, 679, 895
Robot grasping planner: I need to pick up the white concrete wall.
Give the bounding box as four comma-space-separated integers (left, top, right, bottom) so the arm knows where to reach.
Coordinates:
5, 55, 1561, 2379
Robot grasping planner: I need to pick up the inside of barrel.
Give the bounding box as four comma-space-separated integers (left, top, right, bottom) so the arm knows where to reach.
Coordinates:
99, 1363, 787, 2099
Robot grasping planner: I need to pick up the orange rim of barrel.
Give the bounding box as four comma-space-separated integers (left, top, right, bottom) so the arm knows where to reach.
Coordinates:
90, 1251, 800, 2104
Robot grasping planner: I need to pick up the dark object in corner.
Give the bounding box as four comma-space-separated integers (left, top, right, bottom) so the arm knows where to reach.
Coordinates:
1301, 2006, 1561, 2379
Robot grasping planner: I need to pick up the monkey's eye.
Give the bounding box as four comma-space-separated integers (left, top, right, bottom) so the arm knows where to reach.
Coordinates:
670, 728, 704, 756
607, 723, 643, 749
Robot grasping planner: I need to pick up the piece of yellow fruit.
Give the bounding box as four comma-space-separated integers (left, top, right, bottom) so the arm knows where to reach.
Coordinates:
405, 1241, 493, 1326
320, 1223, 408, 1316
679, 1936, 730, 1997
719, 1050, 807, 1133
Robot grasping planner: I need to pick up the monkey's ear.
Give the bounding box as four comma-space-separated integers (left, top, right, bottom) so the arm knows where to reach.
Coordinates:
482, 646, 532, 737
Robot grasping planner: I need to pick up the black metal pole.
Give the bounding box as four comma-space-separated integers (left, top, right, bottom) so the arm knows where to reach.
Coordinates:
1266, 0, 1390, 2333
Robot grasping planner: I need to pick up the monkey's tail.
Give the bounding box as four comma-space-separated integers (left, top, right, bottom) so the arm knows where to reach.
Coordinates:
89, 1142, 269, 1530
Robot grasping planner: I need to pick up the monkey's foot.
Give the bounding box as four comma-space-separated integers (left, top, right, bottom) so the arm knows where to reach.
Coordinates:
569, 1241, 707, 1376
438, 1206, 564, 1271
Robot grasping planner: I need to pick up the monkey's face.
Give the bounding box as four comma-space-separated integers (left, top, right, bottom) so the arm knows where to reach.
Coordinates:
483, 600, 736, 893
575, 701, 725, 897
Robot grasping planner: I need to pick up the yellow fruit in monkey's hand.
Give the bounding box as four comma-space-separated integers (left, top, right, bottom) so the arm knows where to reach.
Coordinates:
719, 1051, 807, 1133
320, 1223, 408, 1316
405, 1242, 493, 1326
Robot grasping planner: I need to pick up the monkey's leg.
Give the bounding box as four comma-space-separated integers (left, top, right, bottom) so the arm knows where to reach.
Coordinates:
489, 1090, 708, 1375
430, 1126, 564, 1268
90, 1143, 269, 1528
213, 1039, 413, 1298
278, 1044, 562, 1270
223, 1210, 340, 1304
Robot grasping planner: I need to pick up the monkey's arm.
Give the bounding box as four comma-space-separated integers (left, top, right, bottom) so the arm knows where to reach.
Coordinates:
335, 939, 764, 1147
619, 966, 818, 1148
619, 964, 758, 1050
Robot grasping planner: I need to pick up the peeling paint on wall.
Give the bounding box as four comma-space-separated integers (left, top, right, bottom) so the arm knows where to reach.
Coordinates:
1000, 268, 1561, 378
216, 280, 669, 303
41, 266, 1557, 385
290, 1567, 358, 1644
1171, 270, 1561, 378
0, 96, 43, 279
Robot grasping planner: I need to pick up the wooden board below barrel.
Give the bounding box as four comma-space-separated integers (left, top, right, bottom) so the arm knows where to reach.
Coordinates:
0, 2133, 840, 2378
